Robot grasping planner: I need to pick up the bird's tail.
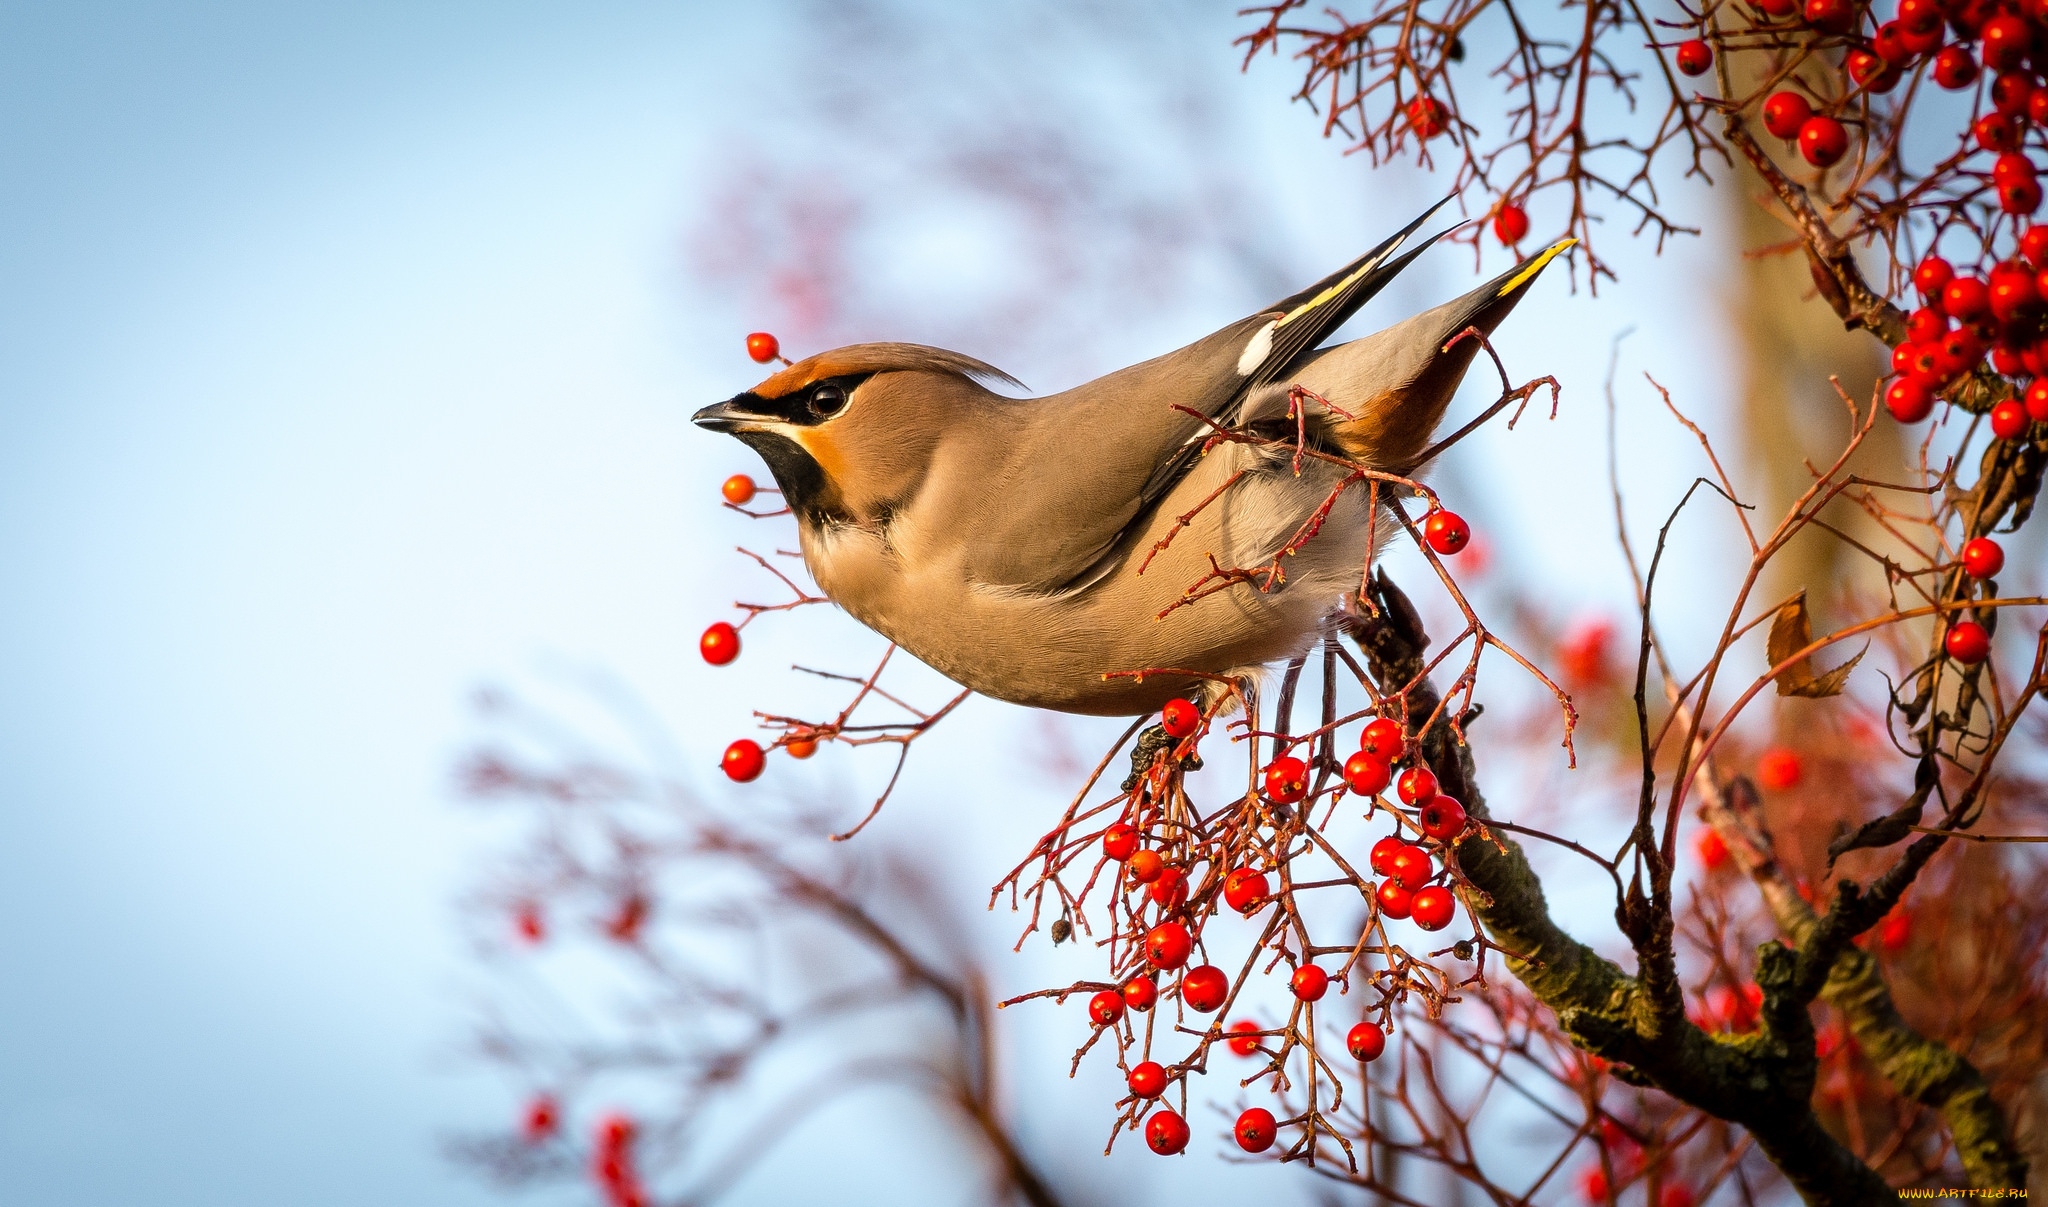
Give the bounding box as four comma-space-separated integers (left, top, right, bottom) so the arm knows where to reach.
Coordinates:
1293, 239, 1574, 474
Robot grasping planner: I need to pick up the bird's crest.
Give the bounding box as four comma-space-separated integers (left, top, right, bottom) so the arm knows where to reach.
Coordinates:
751, 342, 1024, 400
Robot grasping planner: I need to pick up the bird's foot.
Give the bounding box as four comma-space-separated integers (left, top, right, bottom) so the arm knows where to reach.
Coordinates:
1120, 724, 1203, 792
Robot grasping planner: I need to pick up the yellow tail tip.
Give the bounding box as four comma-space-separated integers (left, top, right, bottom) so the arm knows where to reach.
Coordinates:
1495, 238, 1577, 297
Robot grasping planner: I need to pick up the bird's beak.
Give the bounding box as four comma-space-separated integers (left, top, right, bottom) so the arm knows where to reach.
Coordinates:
692, 395, 777, 433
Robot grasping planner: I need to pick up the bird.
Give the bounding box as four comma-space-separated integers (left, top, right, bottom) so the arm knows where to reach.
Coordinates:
694, 202, 1571, 718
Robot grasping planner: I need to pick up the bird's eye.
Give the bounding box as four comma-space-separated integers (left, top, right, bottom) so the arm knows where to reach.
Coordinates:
808, 383, 847, 418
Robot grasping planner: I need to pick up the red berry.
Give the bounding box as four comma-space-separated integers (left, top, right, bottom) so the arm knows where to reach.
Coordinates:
1906, 308, 1947, 345
1900, 15, 1945, 53
1406, 96, 1449, 139
1892, 342, 1922, 377
1887, 376, 1933, 424
1798, 115, 1849, 167
1127, 849, 1164, 883
1411, 885, 1456, 930
1991, 398, 2030, 438
1343, 750, 1392, 796
1934, 45, 1979, 88
2024, 227, 2048, 269
1991, 272, 2039, 320
1994, 343, 2027, 377
1937, 327, 1984, 379
1878, 906, 1913, 951
596, 1112, 635, 1150
515, 904, 545, 943
1900, 0, 1943, 29
1370, 835, 1404, 877
1103, 823, 1139, 861
1145, 1109, 1190, 1155
1122, 976, 1159, 1012
1847, 48, 1900, 91
1581, 1167, 1612, 1203
1375, 879, 1415, 919
1944, 276, 1990, 321
1145, 921, 1193, 970
1993, 70, 2036, 114
1675, 39, 1714, 75
1088, 990, 1125, 1026
522, 1094, 558, 1142
1424, 509, 1472, 554
1290, 963, 1330, 1001
1235, 1107, 1278, 1153
1418, 795, 1469, 841
1493, 203, 1530, 245
1915, 254, 1955, 299
1127, 1060, 1168, 1098
1224, 867, 1271, 913
1948, 620, 1993, 663
1149, 866, 1189, 909
2032, 378, 2048, 420
783, 733, 817, 759
1160, 697, 1200, 738
1228, 1018, 1262, 1055
1264, 755, 1309, 804
1347, 1020, 1388, 1061
1389, 845, 1434, 891
721, 739, 765, 782
1803, 0, 1854, 32
1962, 537, 2005, 578
1360, 717, 1407, 761
1757, 747, 1803, 791
1996, 153, 2041, 190
606, 895, 647, 942
744, 332, 780, 363
1906, 342, 1943, 380
1761, 90, 1812, 138
1695, 826, 1730, 871
721, 473, 757, 505
1975, 112, 2023, 152
1873, 20, 1912, 61
1397, 766, 1440, 805
699, 621, 742, 666
1182, 964, 1229, 1012
1981, 14, 2033, 69
2034, 83, 2048, 123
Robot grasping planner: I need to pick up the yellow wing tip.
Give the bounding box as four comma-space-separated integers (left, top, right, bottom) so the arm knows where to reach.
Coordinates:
1496, 238, 1576, 297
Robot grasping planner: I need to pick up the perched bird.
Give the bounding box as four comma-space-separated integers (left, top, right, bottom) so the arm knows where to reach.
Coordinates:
695, 204, 1570, 717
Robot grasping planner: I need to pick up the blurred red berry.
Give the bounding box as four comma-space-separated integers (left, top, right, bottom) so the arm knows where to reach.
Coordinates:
1370, 836, 1404, 876
1991, 399, 2030, 438
1900, 0, 1943, 30
1946, 620, 1991, 663
2003, 179, 2045, 215
720, 473, 756, 505
1798, 115, 1850, 166
1103, 823, 1139, 861
744, 332, 780, 363
1934, 44, 1980, 88
1412, 885, 1456, 930
1992, 271, 2041, 320
1424, 509, 1472, 554
1906, 307, 1947, 343
1878, 906, 1913, 951
1661, 1183, 1696, 1207
1361, 717, 1407, 761
1128, 849, 1164, 883
1803, 0, 1854, 32
1182, 964, 1228, 1012
1235, 1107, 1278, 1152
1127, 1060, 1167, 1098
515, 904, 544, 943
1122, 976, 1159, 1012
1494, 203, 1530, 244
1389, 845, 1433, 891
1757, 747, 1803, 791
1407, 96, 1449, 139
700, 621, 741, 666
1557, 615, 1616, 685
522, 1094, 558, 1142
1376, 879, 1415, 919
1695, 826, 1730, 870
1915, 254, 1955, 299
1343, 750, 1392, 796
1290, 963, 1330, 1001
1675, 39, 1713, 75
1224, 867, 1270, 913
2030, 378, 2048, 420
1976, 112, 2023, 152
1088, 990, 1125, 1026
1962, 537, 2006, 578
1981, 14, 2033, 69
1145, 921, 1193, 970
607, 895, 647, 942
783, 733, 817, 759
1847, 48, 1900, 91
1580, 1166, 1611, 1203
1264, 755, 1309, 804
1228, 1019, 1262, 1056
1761, 90, 1812, 138
1145, 1109, 1190, 1155
1347, 1020, 1388, 1061
1873, 20, 1911, 61
1901, 15, 1945, 53
1160, 697, 1200, 738
2025, 227, 2048, 269
1944, 276, 1990, 321
1993, 70, 2037, 114
1418, 795, 1468, 841
1149, 866, 1188, 909
596, 1112, 635, 1150
1397, 766, 1440, 805
721, 739, 765, 782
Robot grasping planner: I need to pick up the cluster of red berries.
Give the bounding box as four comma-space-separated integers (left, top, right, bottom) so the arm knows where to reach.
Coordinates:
1885, 251, 2048, 427
591, 1113, 646, 1207
1577, 1119, 1698, 1206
